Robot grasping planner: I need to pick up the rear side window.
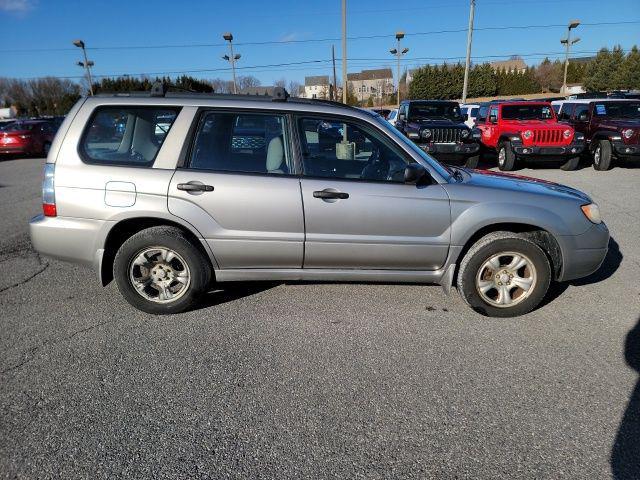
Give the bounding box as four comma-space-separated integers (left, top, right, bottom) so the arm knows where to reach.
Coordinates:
80, 106, 179, 166
187, 112, 290, 174
470, 107, 479, 117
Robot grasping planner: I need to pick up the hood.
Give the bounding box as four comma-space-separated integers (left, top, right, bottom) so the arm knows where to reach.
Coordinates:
500, 119, 565, 130
408, 118, 466, 128
456, 168, 591, 203
597, 119, 640, 130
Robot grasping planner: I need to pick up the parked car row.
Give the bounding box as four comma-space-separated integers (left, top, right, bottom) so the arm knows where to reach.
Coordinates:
377, 97, 639, 171
0, 117, 63, 158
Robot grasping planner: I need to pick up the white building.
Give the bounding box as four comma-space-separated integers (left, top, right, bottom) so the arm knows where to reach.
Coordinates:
302, 75, 331, 99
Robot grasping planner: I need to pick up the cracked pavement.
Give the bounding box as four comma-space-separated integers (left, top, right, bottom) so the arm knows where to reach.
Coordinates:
0, 157, 639, 479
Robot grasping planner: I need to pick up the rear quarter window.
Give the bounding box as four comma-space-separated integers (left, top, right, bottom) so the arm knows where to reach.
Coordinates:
80, 106, 180, 166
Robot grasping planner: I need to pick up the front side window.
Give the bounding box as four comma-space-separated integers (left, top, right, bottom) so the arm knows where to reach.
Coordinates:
298, 117, 411, 182
188, 112, 290, 174
81, 106, 179, 165
573, 105, 590, 121
558, 103, 575, 121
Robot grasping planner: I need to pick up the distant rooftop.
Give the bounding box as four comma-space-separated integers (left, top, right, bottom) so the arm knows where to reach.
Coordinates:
305, 75, 330, 86
347, 68, 393, 81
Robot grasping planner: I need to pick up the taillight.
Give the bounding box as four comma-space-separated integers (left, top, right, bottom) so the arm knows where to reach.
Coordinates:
42, 163, 56, 217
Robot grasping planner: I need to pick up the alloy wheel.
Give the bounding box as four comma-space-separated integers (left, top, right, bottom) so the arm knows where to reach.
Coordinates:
128, 247, 191, 303
475, 251, 537, 308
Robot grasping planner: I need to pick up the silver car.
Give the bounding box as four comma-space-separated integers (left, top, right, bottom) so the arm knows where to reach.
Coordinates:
29, 88, 609, 317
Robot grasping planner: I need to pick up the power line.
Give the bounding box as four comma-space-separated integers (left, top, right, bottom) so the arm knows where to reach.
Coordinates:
0, 20, 637, 54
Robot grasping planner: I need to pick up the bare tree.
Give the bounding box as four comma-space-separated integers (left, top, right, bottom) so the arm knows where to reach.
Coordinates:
237, 75, 261, 91
209, 78, 233, 94
274, 78, 287, 88
288, 80, 302, 97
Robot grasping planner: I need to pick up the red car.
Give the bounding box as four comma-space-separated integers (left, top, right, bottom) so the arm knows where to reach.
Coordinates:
475, 101, 585, 171
0, 120, 57, 157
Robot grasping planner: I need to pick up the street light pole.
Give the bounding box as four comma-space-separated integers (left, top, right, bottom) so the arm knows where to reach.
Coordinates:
461, 0, 475, 104
223, 32, 240, 94
561, 20, 580, 95
73, 39, 94, 95
389, 32, 408, 108
342, 0, 347, 104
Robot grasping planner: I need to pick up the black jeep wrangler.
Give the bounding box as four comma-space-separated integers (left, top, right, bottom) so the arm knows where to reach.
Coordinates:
395, 100, 481, 167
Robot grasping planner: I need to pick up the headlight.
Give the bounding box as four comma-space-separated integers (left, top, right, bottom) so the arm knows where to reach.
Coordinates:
461, 129, 470, 138
581, 203, 602, 224
522, 130, 532, 140
623, 128, 634, 139
563, 129, 572, 139
421, 128, 432, 139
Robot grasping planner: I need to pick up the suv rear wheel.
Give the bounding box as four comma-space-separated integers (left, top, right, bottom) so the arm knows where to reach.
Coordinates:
593, 140, 613, 171
497, 141, 516, 171
457, 231, 551, 317
113, 226, 212, 314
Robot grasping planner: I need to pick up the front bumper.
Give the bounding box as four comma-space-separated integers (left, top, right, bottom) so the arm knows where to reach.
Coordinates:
418, 142, 480, 157
29, 214, 106, 267
512, 141, 585, 157
557, 222, 610, 282
612, 140, 640, 157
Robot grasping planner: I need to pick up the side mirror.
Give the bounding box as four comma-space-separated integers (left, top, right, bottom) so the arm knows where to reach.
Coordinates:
462, 113, 468, 121
489, 114, 497, 123
578, 112, 589, 121
404, 163, 430, 184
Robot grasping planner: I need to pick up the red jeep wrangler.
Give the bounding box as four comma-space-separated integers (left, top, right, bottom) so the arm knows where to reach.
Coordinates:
475, 101, 585, 171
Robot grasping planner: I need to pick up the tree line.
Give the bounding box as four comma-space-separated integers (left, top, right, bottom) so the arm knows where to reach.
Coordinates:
408, 45, 640, 100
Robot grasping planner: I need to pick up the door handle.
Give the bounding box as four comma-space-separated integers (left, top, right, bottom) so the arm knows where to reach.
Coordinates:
177, 183, 214, 192
313, 190, 349, 199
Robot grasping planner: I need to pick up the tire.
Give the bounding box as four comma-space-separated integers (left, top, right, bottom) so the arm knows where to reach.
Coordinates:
560, 156, 580, 171
456, 231, 551, 317
465, 154, 480, 169
497, 141, 516, 171
593, 139, 613, 171
113, 226, 212, 314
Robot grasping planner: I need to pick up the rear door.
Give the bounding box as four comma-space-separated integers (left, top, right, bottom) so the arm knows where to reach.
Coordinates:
168, 110, 304, 269
296, 115, 450, 270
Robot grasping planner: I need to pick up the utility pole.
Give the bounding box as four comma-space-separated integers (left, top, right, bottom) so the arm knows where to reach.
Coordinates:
73, 40, 94, 95
342, 0, 347, 104
332, 44, 338, 101
561, 20, 581, 95
389, 32, 408, 108
461, 0, 475, 104
222, 32, 241, 94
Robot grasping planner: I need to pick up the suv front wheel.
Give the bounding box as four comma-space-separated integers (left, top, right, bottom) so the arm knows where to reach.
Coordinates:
593, 139, 613, 171
457, 232, 551, 317
497, 141, 516, 171
113, 226, 212, 314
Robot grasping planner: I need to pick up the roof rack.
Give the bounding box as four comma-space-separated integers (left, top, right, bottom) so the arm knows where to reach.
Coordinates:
95, 81, 361, 109
97, 81, 291, 102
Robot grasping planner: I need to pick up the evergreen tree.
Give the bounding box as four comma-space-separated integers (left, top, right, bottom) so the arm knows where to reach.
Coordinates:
616, 45, 640, 89
584, 48, 614, 92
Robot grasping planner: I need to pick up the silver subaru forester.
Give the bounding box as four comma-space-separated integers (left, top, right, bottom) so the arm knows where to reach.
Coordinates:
29, 87, 609, 317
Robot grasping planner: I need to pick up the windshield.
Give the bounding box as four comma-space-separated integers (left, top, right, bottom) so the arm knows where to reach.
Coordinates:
372, 115, 453, 180
408, 103, 462, 121
593, 102, 640, 119
501, 104, 554, 120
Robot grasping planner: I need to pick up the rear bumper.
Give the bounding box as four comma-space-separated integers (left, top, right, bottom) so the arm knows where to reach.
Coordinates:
0, 146, 28, 154
557, 222, 610, 282
418, 142, 480, 157
612, 141, 640, 157
29, 214, 106, 267
512, 141, 585, 157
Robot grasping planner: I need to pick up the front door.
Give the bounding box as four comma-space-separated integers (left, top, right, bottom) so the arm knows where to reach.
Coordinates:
168, 111, 304, 269
296, 116, 451, 270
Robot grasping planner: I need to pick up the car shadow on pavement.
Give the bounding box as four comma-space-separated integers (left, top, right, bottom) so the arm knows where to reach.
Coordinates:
611, 318, 640, 479
539, 237, 622, 309
197, 282, 279, 309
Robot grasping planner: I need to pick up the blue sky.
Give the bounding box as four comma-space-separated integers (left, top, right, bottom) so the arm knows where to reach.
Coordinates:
0, 0, 638, 85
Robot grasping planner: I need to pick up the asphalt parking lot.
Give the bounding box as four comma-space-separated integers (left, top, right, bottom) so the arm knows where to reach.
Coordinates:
0, 157, 639, 479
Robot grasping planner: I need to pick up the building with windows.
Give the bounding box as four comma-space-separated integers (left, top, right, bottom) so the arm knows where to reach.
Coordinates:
347, 68, 394, 102
302, 75, 331, 99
